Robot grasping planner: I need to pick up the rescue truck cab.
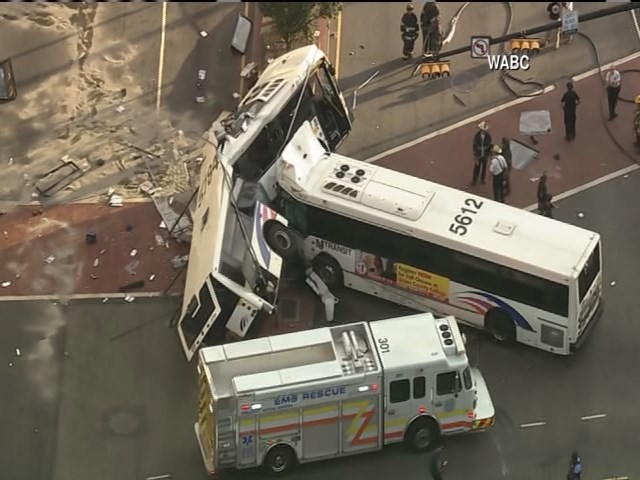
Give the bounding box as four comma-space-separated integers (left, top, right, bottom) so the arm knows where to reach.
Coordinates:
195, 313, 495, 476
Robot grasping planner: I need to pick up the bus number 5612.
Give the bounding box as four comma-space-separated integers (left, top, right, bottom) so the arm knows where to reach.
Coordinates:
449, 198, 484, 236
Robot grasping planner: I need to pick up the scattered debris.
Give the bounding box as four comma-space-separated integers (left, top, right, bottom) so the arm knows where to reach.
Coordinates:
63, 351, 70, 357
86, 229, 97, 244
31, 192, 39, 199
349, 51, 355, 56
107, 187, 115, 196
553, 154, 560, 161
130, 249, 138, 257
99, 248, 106, 255
577, 212, 585, 219
530, 135, 539, 145
102, 297, 109, 304
610, 280, 616, 287
240, 62, 256, 78
149, 274, 156, 282
8, 157, 13, 166
118, 280, 145, 292
120, 88, 127, 98
90, 274, 98, 280
124, 260, 140, 275
125, 224, 134, 232
109, 194, 123, 207
124, 295, 136, 303
15, 348, 20, 357
139, 181, 158, 195
1, 281, 11, 288
35, 158, 86, 198
44, 255, 56, 264
199, 30, 208, 38
232, 92, 241, 100
196, 95, 206, 104
159, 221, 167, 229
198, 69, 207, 81
152, 195, 192, 242
155, 233, 164, 246
623, 174, 630, 179
529, 177, 540, 182
96, 158, 105, 167
172, 254, 189, 269
2, 231, 7, 237
8, 362, 13, 368
116, 105, 125, 113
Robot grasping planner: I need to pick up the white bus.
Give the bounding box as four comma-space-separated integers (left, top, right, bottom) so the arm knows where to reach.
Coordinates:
178, 45, 353, 361
258, 122, 603, 356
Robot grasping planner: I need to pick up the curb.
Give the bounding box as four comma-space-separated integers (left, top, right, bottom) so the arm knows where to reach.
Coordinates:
0, 291, 182, 303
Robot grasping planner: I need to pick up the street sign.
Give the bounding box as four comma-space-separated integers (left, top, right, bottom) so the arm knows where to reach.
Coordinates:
470, 36, 491, 59
561, 10, 579, 35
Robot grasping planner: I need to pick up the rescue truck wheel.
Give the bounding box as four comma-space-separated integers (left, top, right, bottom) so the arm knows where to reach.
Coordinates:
486, 309, 516, 344
312, 254, 344, 290
264, 220, 299, 260
264, 444, 296, 476
405, 418, 440, 452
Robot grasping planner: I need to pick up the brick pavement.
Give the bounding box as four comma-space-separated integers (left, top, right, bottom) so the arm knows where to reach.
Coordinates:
375, 57, 640, 209
0, 202, 188, 299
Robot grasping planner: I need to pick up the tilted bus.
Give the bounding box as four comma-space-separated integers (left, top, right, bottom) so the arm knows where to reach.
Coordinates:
178, 45, 353, 361
257, 121, 603, 356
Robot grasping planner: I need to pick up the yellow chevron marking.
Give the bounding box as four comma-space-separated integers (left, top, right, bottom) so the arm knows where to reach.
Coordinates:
344, 400, 371, 436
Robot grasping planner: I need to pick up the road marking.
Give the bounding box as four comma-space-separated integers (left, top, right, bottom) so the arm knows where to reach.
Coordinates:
335, 9, 343, 79
367, 50, 640, 164
581, 413, 607, 421
602, 476, 629, 480
0, 291, 181, 303
631, 9, 640, 44
239, 1, 250, 96
156, 1, 168, 111
365, 85, 555, 163
523, 164, 640, 211
519, 421, 546, 429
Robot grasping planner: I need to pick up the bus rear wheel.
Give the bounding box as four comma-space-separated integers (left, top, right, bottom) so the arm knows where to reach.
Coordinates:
263, 220, 299, 260
312, 254, 344, 290
486, 309, 516, 344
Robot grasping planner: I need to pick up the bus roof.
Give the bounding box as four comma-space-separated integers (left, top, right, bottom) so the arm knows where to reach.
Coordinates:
278, 122, 600, 281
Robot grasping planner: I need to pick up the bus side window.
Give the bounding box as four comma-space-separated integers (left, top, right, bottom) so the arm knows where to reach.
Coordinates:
436, 372, 461, 396
413, 376, 426, 399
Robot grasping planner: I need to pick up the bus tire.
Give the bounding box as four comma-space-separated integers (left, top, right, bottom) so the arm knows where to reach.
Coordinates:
263, 444, 296, 476
404, 417, 440, 453
263, 220, 299, 260
312, 254, 344, 290
486, 309, 516, 344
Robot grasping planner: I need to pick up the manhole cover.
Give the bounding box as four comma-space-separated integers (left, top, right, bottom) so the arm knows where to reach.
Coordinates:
450, 71, 478, 93
106, 410, 142, 436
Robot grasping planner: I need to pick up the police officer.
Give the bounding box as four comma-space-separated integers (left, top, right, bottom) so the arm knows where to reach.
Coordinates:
561, 82, 580, 141
401, 4, 419, 60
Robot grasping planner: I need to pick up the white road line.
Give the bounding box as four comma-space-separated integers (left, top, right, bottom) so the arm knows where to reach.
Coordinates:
0, 291, 181, 303
519, 421, 546, 428
367, 50, 640, 164
156, 1, 168, 111
523, 164, 640, 211
581, 413, 607, 421
631, 9, 640, 44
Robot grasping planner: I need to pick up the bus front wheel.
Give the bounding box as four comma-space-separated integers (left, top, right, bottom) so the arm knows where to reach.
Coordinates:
263, 220, 299, 260
312, 254, 344, 290
485, 309, 516, 344
405, 417, 440, 452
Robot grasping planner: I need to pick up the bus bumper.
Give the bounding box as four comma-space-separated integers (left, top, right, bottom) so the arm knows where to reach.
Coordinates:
570, 298, 603, 353
470, 368, 496, 432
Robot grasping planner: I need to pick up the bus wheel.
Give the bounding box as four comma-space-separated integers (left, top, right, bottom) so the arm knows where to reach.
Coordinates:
405, 417, 440, 453
263, 444, 296, 476
486, 309, 516, 344
263, 220, 299, 259
312, 254, 343, 290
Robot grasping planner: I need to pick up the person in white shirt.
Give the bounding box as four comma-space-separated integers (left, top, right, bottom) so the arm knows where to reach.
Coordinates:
605, 64, 622, 120
489, 144, 508, 203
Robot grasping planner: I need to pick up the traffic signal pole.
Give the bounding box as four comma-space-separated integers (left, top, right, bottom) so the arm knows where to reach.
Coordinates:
437, 3, 640, 60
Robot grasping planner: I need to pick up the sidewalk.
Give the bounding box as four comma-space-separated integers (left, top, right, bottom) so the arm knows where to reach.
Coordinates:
0, 202, 188, 299
374, 56, 640, 209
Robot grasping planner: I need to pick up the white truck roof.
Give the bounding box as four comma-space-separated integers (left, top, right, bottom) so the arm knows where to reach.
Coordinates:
200, 321, 382, 399
368, 314, 468, 371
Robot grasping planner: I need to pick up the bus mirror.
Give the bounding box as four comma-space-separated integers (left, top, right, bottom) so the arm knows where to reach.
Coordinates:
0, 58, 18, 102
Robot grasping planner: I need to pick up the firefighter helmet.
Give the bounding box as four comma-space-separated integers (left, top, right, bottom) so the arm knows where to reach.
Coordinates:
407, 3, 414, 11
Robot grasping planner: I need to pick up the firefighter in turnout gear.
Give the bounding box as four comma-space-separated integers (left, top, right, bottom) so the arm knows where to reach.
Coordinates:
634, 95, 640, 152
420, 1, 443, 58
401, 4, 419, 60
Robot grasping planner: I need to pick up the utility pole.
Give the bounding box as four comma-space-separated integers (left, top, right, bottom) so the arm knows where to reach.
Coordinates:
437, 3, 640, 60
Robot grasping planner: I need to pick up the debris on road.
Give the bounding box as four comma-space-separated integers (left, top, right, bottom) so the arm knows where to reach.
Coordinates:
93, 258, 99, 267
124, 295, 135, 303
102, 298, 109, 304
116, 105, 125, 113
155, 233, 164, 246
198, 69, 207, 81
2, 281, 12, 288
199, 30, 208, 38
139, 181, 159, 196
86, 229, 97, 244
44, 255, 56, 264
149, 274, 156, 282
15, 348, 21, 357
610, 281, 616, 287
130, 249, 138, 257
152, 195, 192, 242
577, 212, 585, 219
124, 260, 140, 275
172, 254, 189, 269
109, 194, 123, 207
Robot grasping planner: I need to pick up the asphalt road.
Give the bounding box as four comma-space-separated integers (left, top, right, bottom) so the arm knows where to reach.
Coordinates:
4, 165, 640, 480
336, 2, 640, 160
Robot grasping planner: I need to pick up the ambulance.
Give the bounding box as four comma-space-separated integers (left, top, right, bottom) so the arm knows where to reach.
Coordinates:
195, 313, 495, 476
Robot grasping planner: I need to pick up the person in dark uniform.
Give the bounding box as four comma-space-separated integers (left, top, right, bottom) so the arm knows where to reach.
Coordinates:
537, 171, 555, 218
501, 137, 513, 197
401, 4, 419, 60
420, 1, 440, 39
420, 1, 442, 57
429, 446, 447, 480
472, 121, 492, 185
561, 81, 580, 141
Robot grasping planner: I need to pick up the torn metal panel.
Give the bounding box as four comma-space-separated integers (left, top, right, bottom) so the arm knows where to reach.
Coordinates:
152, 194, 193, 243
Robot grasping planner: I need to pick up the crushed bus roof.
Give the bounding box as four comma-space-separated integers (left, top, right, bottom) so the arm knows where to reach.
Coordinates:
278, 122, 599, 281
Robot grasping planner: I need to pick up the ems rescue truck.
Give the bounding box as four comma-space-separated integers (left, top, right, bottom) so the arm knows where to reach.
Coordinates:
195, 313, 495, 477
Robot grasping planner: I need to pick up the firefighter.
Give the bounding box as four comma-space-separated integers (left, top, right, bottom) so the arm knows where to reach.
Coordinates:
420, 1, 443, 58
420, 1, 440, 38
634, 95, 640, 152
401, 4, 419, 60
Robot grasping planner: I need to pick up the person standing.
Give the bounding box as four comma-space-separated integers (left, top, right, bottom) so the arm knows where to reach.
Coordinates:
429, 446, 448, 480
561, 82, 580, 141
420, 1, 442, 57
489, 145, 508, 203
472, 121, 492, 185
401, 4, 419, 60
605, 64, 622, 120
537, 171, 555, 218
501, 137, 513, 198
567, 451, 582, 480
